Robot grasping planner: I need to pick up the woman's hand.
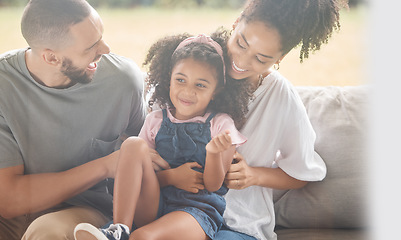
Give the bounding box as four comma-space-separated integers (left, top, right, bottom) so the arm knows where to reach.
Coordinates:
224, 151, 257, 189
170, 162, 204, 193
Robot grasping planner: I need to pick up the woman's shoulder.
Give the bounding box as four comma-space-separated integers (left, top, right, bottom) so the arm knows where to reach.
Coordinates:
266, 71, 303, 104
266, 71, 294, 92
250, 71, 306, 122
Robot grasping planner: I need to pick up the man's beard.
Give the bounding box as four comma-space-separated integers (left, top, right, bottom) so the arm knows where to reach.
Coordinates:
60, 57, 93, 85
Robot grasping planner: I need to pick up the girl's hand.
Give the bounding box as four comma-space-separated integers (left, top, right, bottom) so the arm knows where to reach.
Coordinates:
149, 148, 171, 171
171, 162, 204, 193
224, 151, 256, 190
206, 130, 232, 154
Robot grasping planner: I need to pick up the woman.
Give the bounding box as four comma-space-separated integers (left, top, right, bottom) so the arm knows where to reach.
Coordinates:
154, 0, 345, 239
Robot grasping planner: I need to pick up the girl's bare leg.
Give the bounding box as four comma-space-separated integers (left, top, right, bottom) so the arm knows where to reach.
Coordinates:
113, 137, 160, 230
130, 211, 209, 240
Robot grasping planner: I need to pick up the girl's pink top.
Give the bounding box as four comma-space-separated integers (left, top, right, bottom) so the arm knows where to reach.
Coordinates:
139, 109, 247, 149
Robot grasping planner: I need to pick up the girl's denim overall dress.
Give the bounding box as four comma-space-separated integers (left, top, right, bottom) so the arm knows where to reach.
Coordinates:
155, 109, 228, 239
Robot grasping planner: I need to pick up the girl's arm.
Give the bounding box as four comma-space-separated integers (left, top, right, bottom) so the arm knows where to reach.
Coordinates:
204, 130, 235, 192
224, 151, 307, 190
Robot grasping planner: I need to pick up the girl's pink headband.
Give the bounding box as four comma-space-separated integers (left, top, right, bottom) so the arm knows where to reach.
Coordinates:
173, 34, 226, 84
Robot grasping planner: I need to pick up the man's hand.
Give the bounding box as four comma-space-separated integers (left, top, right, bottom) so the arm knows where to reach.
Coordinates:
149, 148, 170, 171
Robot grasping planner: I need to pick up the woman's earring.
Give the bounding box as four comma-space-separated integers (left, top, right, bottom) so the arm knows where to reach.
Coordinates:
273, 62, 280, 70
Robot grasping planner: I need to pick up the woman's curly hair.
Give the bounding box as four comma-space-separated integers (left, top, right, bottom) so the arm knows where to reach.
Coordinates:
143, 29, 252, 129
241, 0, 346, 62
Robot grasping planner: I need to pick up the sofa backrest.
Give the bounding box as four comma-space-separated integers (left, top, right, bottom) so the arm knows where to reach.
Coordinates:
273, 86, 369, 229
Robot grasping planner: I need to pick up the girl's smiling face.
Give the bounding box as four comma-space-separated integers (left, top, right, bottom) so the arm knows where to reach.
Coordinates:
169, 58, 219, 120
227, 20, 284, 81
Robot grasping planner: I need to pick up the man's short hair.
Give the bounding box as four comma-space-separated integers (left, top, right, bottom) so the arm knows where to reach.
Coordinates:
21, 0, 92, 50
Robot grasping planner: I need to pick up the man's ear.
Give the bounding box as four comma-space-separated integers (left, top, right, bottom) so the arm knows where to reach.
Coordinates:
42, 49, 61, 66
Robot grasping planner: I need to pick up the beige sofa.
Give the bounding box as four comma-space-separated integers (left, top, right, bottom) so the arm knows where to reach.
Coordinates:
273, 86, 369, 240
106, 86, 369, 239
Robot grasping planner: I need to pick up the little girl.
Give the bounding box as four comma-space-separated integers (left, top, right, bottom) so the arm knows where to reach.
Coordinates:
74, 33, 251, 240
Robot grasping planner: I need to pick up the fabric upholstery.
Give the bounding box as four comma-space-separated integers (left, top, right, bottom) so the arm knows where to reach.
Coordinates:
273, 86, 369, 230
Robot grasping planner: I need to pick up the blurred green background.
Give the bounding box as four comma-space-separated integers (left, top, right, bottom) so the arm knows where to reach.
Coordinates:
0, 0, 368, 86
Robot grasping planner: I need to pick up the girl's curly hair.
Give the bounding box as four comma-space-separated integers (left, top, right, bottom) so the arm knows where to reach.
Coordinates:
143, 29, 252, 129
241, 0, 346, 62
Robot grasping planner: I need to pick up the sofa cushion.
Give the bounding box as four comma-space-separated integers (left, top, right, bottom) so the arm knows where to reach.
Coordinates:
273, 86, 369, 229
275, 228, 368, 240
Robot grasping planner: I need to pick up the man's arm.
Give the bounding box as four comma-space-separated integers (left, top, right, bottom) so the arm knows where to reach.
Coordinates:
0, 150, 119, 219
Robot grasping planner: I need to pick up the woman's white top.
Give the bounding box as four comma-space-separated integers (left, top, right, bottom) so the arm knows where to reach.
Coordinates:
223, 71, 327, 240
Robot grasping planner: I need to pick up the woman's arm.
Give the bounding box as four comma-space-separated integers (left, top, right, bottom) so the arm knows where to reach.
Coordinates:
224, 151, 307, 190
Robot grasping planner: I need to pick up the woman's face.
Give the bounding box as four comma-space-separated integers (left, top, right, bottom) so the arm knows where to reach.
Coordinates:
227, 20, 284, 80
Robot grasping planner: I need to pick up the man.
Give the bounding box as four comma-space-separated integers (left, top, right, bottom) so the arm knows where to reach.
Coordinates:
0, 0, 146, 239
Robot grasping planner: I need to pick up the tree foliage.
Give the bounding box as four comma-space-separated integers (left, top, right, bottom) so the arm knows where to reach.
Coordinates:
0, 0, 365, 8
86, 0, 246, 8
0, 0, 246, 8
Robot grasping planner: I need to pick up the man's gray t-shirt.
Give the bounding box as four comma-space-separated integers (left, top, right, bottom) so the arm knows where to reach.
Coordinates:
0, 48, 147, 218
